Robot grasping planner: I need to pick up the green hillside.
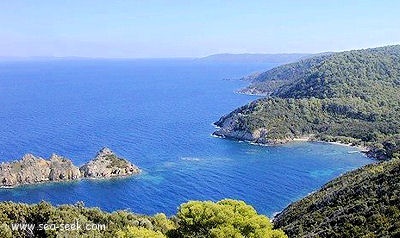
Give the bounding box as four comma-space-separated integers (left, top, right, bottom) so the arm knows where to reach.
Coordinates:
274, 158, 400, 237
215, 45, 400, 160
272, 46, 400, 99
239, 53, 331, 95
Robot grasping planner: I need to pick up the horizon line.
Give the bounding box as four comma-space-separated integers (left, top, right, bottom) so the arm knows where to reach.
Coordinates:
0, 52, 314, 61
1, 43, 399, 60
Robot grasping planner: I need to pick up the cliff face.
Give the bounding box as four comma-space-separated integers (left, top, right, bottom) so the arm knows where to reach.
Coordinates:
80, 147, 141, 178
0, 154, 80, 187
213, 113, 290, 144
0, 147, 141, 188
48, 154, 81, 181
214, 112, 255, 141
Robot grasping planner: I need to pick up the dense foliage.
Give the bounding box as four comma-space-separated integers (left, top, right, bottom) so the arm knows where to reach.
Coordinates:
274, 158, 400, 237
272, 46, 400, 100
176, 199, 286, 238
0, 201, 171, 238
0, 199, 284, 238
219, 45, 400, 159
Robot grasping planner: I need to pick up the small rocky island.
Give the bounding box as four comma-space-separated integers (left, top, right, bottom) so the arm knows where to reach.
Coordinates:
80, 147, 141, 178
0, 147, 141, 188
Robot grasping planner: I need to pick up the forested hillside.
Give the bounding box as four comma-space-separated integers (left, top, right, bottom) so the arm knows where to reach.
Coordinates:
238, 53, 332, 95
215, 45, 400, 160
274, 158, 400, 237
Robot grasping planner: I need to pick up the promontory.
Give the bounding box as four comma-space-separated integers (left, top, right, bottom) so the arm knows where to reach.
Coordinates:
214, 45, 400, 160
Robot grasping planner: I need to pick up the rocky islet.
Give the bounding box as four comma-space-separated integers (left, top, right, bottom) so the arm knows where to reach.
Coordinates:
0, 147, 141, 188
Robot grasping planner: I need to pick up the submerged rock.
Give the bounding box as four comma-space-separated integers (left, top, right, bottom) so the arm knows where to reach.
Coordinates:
80, 147, 141, 178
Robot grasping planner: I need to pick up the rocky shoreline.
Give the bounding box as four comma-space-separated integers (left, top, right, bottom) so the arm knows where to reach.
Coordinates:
213, 113, 293, 145
213, 120, 376, 158
0, 147, 141, 188
236, 87, 270, 97
214, 129, 375, 156
212, 101, 386, 160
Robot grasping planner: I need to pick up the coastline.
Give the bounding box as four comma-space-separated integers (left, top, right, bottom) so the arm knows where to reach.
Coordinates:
230, 91, 376, 157
323, 141, 369, 152
0, 171, 140, 189
235, 90, 268, 97
292, 136, 369, 152
213, 133, 374, 159
0, 173, 141, 189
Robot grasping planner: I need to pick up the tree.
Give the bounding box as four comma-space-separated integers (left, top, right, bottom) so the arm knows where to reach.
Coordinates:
175, 199, 287, 238
116, 226, 166, 238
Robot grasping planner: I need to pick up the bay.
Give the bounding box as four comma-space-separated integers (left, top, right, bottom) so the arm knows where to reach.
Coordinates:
0, 59, 371, 216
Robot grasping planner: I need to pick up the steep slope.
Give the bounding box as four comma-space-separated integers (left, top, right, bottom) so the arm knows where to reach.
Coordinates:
214, 45, 400, 159
240, 46, 400, 98
272, 46, 400, 99
274, 158, 400, 237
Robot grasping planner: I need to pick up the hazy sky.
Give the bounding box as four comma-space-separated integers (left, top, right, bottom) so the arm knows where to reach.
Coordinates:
1, 0, 399, 58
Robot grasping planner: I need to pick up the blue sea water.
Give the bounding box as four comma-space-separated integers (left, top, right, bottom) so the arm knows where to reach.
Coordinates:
0, 59, 372, 216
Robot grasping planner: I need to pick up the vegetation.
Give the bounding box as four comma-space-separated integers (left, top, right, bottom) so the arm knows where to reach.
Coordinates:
218, 45, 400, 159
215, 45, 400, 237
176, 199, 286, 238
105, 154, 129, 168
274, 158, 400, 237
0, 199, 285, 238
239, 53, 332, 94
117, 226, 167, 238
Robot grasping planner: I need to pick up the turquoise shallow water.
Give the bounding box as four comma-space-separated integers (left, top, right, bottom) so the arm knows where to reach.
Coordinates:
0, 59, 371, 216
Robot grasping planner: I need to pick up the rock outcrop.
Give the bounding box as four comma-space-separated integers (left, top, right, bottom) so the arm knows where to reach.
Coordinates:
80, 147, 141, 178
213, 113, 290, 144
0, 147, 141, 188
48, 154, 81, 181
213, 112, 256, 141
0, 154, 80, 187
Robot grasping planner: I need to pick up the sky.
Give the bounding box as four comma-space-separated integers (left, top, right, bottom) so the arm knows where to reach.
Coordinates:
0, 0, 400, 58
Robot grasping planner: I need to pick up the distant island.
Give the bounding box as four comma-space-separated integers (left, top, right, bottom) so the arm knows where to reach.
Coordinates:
198, 53, 315, 64
0, 147, 140, 188
214, 45, 400, 160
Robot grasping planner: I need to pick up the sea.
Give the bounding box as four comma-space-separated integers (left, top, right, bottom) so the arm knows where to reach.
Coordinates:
0, 58, 372, 217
